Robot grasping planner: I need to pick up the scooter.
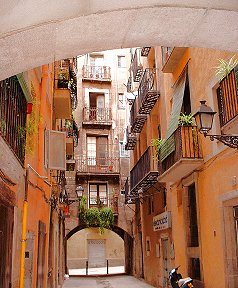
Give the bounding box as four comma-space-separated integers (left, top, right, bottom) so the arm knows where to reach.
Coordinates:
169, 266, 193, 288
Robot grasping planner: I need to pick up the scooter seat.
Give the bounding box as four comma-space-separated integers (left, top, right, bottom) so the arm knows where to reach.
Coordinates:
178, 277, 193, 286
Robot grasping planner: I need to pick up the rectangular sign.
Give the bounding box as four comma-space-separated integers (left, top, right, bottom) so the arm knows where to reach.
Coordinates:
153, 211, 171, 231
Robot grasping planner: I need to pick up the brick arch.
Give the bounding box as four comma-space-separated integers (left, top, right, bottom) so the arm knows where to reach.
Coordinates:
65, 225, 133, 274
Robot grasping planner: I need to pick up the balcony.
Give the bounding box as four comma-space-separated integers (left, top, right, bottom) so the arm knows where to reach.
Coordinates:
217, 67, 238, 128
130, 97, 147, 133
82, 65, 111, 82
125, 126, 137, 150
159, 126, 203, 183
76, 156, 120, 180
0, 76, 27, 165
130, 147, 159, 196
82, 107, 112, 127
141, 47, 151, 57
138, 68, 160, 114
131, 48, 143, 82
162, 47, 187, 73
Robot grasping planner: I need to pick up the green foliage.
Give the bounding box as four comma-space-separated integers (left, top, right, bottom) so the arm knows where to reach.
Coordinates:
178, 113, 194, 126
151, 138, 163, 160
215, 55, 238, 80
79, 196, 114, 234
0, 120, 6, 136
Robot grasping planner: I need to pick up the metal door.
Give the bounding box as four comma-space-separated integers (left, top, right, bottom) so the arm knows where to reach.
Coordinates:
88, 239, 106, 268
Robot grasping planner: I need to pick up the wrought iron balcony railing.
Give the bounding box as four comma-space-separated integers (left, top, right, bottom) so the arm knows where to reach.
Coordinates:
76, 156, 120, 174
82, 65, 111, 82
159, 126, 203, 183
83, 107, 112, 124
130, 97, 147, 133
138, 68, 160, 114
125, 126, 137, 150
131, 48, 143, 82
0, 76, 27, 165
141, 47, 151, 57
130, 146, 159, 196
217, 66, 238, 127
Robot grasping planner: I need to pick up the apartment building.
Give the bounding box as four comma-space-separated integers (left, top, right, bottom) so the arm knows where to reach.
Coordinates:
125, 47, 238, 288
65, 50, 134, 273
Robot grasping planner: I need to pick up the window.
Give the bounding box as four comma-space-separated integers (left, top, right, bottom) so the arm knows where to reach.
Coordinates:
217, 66, 238, 127
118, 56, 126, 68
87, 136, 108, 166
119, 142, 129, 157
118, 93, 125, 109
90, 54, 104, 67
89, 93, 105, 121
181, 77, 191, 115
89, 183, 107, 207
148, 196, 154, 215
188, 183, 199, 247
189, 258, 201, 281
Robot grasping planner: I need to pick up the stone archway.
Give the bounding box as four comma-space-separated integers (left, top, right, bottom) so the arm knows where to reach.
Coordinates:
66, 225, 133, 275
0, 1, 238, 80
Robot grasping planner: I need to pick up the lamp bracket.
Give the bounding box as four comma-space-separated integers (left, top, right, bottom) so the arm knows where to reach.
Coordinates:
207, 134, 238, 149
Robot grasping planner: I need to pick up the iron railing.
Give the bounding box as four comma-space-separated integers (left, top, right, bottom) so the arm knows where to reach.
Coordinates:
159, 126, 202, 175
130, 97, 147, 133
138, 68, 159, 114
57, 119, 79, 146
141, 47, 151, 57
0, 76, 27, 165
130, 147, 157, 191
76, 156, 120, 174
125, 126, 137, 150
82, 65, 111, 81
83, 107, 112, 123
131, 49, 143, 82
217, 67, 238, 127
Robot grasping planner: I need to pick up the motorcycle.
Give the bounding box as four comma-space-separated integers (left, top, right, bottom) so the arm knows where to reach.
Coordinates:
169, 266, 193, 288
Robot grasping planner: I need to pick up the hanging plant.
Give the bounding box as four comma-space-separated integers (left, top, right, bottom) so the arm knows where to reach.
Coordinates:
151, 138, 163, 160
178, 113, 194, 126
79, 196, 114, 234
214, 55, 238, 80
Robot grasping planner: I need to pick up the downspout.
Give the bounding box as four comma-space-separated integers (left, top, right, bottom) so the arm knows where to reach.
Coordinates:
19, 167, 29, 288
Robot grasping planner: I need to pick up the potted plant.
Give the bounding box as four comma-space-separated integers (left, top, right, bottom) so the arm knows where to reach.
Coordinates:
215, 55, 238, 81
178, 113, 194, 126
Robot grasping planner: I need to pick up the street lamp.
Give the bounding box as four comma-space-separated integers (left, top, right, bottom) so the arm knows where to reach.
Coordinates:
193, 100, 238, 149
67, 185, 84, 205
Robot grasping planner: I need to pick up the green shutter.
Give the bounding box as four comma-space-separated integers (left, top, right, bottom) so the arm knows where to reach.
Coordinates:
160, 70, 187, 162
16, 73, 32, 102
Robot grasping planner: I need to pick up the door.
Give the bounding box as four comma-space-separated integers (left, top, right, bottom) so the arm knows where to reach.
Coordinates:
88, 239, 106, 268
0, 203, 13, 288
161, 238, 170, 288
37, 221, 46, 288
97, 95, 105, 121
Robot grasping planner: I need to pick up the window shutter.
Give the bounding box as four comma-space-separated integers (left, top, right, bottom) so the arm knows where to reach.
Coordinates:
160, 70, 187, 162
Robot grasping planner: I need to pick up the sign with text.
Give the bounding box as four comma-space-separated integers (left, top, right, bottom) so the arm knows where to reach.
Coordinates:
153, 211, 171, 231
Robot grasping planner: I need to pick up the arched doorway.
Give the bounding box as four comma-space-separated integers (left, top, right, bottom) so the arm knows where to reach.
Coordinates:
66, 225, 133, 276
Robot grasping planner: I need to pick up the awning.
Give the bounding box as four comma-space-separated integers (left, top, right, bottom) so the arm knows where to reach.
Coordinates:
160, 68, 187, 162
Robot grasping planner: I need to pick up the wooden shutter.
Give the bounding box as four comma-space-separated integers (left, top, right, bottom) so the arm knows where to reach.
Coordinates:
97, 137, 108, 166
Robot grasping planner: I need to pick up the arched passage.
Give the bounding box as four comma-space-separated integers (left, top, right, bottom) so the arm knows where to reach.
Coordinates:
66, 225, 133, 275
0, 1, 238, 80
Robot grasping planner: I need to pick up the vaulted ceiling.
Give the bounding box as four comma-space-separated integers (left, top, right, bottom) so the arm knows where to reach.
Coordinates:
0, 0, 238, 80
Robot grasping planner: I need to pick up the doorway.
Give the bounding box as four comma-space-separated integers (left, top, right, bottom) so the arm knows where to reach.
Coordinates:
161, 238, 170, 288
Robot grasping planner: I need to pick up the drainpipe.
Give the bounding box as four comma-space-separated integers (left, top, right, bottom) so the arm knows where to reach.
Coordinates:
19, 167, 29, 288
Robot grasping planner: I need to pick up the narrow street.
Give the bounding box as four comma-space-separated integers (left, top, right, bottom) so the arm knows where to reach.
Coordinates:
63, 275, 156, 288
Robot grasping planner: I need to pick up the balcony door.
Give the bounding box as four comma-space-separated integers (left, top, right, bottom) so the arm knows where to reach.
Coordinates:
89, 93, 105, 121
87, 136, 108, 168
90, 55, 104, 79
89, 183, 108, 207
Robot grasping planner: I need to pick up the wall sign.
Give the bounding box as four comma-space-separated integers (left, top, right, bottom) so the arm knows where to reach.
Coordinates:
153, 211, 171, 231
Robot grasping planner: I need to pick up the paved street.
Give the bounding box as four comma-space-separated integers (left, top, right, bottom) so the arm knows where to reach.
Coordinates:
62, 275, 156, 288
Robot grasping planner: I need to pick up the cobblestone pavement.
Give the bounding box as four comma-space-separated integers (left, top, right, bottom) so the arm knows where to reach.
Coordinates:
62, 275, 156, 288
